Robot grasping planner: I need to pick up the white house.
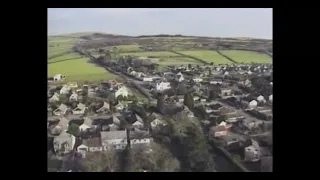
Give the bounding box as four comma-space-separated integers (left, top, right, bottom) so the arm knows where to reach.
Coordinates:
270, 82, 273, 86
115, 86, 129, 98
224, 71, 229, 76
244, 139, 261, 162
60, 85, 71, 95
96, 102, 110, 113
101, 130, 128, 151
257, 95, 265, 102
130, 138, 153, 149
176, 72, 184, 82
156, 82, 171, 91
150, 118, 167, 128
269, 95, 273, 102
248, 100, 258, 109
193, 78, 203, 83
143, 77, 153, 82
72, 103, 88, 115
53, 131, 76, 156
69, 92, 78, 101
77, 137, 103, 158
66, 82, 78, 89
53, 104, 69, 116
49, 93, 60, 103
53, 74, 66, 82
79, 117, 93, 132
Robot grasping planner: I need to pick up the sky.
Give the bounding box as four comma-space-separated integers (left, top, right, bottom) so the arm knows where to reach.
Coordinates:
48, 8, 272, 39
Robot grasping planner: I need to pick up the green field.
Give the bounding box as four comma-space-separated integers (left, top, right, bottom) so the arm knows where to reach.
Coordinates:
157, 57, 200, 65
48, 36, 78, 57
177, 50, 232, 64
112, 45, 143, 52
219, 50, 272, 64
48, 53, 83, 63
120, 51, 178, 57
48, 58, 119, 82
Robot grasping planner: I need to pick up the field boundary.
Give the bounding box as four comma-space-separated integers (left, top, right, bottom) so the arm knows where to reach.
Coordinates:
169, 51, 208, 64
263, 50, 273, 58
48, 57, 84, 64
216, 50, 238, 64
48, 51, 73, 60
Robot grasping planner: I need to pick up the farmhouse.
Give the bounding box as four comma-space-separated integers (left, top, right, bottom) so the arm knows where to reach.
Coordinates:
96, 101, 110, 113
53, 74, 66, 82
49, 93, 60, 103
60, 85, 71, 95
79, 117, 93, 132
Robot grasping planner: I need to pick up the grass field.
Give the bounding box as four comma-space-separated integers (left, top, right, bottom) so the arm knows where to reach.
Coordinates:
112, 45, 143, 52
48, 53, 83, 63
120, 51, 178, 57
48, 58, 119, 82
48, 36, 78, 57
177, 50, 233, 64
219, 50, 272, 64
157, 57, 200, 65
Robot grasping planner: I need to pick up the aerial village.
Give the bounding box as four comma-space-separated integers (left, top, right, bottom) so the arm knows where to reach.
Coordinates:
48, 56, 273, 172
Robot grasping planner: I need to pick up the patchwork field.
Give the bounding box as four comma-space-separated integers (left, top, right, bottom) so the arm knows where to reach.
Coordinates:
219, 50, 272, 64
48, 59, 119, 82
120, 51, 178, 57
177, 50, 232, 64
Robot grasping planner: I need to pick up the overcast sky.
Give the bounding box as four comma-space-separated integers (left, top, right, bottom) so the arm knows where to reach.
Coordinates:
48, 8, 272, 39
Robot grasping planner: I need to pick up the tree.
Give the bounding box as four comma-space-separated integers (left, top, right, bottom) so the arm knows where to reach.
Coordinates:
183, 93, 194, 110
67, 123, 80, 137
157, 94, 165, 114
81, 150, 119, 172
124, 143, 180, 172
188, 64, 192, 69
208, 90, 218, 100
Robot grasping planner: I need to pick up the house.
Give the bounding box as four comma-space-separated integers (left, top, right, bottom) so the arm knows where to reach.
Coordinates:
53, 131, 76, 156
143, 77, 153, 82
156, 82, 171, 91
77, 137, 103, 158
248, 100, 258, 109
79, 117, 93, 132
257, 95, 265, 102
242, 118, 263, 130
49, 93, 60, 103
69, 92, 78, 101
115, 86, 129, 98
96, 101, 110, 113
101, 130, 128, 151
130, 138, 153, 150
244, 139, 261, 162
269, 95, 273, 103
193, 77, 203, 83
220, 88, 232, 97
176, 72, 184, 82
132, 114, 144, 129
109, 116, 121, 131
53, 74, 66, 82
72, 103, 88, 115
59, 85, 71, 95
211, 121, 232, 137
53, 104, 69, 116
116, 102, 126, 111
67, 82, 78, 89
